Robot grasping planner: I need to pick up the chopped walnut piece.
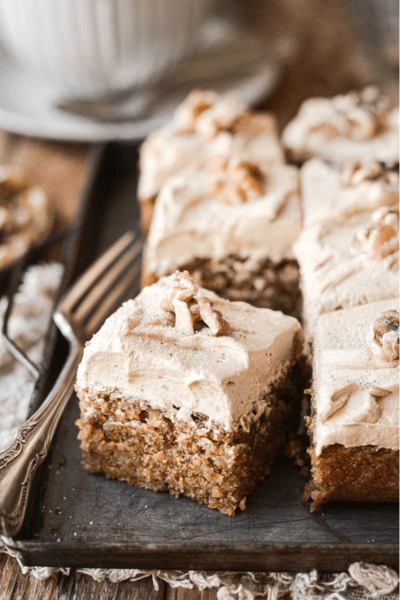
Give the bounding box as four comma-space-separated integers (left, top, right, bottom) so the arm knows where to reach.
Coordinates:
197, 296, 230, 336
332, 86, 388, 141
340, 159, 399, 188
207, 157, 266, 204
367, 309, 399, 362
353, 206, 399, 259
161, 271, 230, 336
173, 90, 217, 134
195, 94, 249, 139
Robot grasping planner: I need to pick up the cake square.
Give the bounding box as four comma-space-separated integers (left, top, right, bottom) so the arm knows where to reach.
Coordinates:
76, 271, 305, 516
282, 87, 399, 166
142, 157, 302, 318
301, 157, 399, 229
138, 90, 285, 233
294, 205, 399, 333
306, 299, 399, 510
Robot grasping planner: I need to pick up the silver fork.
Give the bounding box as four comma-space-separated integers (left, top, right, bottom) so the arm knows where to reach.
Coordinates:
0, 232, 141, 537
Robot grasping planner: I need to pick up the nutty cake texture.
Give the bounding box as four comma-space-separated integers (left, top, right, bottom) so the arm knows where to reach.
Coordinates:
76, 271, 306, 516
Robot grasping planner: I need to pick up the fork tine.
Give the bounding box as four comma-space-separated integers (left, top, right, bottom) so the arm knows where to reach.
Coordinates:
60, 231, 137, 317
84, 260, 141, 336
72, 238, 141, 328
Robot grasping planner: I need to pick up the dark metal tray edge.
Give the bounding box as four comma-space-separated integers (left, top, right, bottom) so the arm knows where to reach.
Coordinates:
2, 143, 397, 574
3, 539, 399, 572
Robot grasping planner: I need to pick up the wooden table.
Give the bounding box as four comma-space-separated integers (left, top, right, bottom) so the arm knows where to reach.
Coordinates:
0, 0, 395, 596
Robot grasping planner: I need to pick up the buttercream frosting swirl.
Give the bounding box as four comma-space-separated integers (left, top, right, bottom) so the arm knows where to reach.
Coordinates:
144, 161, 301, 278
294, 208, 399, 333
282, 87, 399, 165
301, 158, 399, 229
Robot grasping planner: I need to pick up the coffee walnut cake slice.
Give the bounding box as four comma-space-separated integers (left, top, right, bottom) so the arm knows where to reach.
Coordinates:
305, 300, 399, 510
138, 89, 284, 233
142, 156, 302, 319
76, 271, 306, 516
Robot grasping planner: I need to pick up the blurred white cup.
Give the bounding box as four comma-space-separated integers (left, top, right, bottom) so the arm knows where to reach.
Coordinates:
0, 0, 206, 105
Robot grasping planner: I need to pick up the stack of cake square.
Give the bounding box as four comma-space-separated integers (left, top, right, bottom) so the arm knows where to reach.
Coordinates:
141, 90, 302, 319
76, 87, 399, 515
286, 87, 399, 509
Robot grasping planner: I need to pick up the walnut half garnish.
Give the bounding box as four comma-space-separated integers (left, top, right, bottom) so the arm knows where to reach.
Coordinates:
353, 206, 399, 259
207, 156, 266, 204
194, 94, 249, 140
367, 309, 399, 362
173, 90, 217, 134
161, 271, 230, 336
331, 86, 388, 141
341, 159, 399, 188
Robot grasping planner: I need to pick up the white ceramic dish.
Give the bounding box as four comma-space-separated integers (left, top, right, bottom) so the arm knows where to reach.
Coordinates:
0, 20, 280, 143
0, 0, 206, 102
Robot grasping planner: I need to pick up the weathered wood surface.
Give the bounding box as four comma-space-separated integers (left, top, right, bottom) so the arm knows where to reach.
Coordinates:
0, 132, 88, 228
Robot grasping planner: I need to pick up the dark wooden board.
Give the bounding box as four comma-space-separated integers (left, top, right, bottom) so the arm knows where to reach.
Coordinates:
4, 143, 398, 572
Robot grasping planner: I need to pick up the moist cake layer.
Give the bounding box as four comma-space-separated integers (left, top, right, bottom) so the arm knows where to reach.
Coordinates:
306, 445, 399, 508
77, 359, 304, 517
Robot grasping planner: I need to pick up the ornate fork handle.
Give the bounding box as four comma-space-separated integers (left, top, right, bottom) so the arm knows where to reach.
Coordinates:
0, 315, 81, 537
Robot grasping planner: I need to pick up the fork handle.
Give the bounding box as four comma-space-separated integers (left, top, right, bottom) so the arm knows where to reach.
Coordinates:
0, 342, 83, 537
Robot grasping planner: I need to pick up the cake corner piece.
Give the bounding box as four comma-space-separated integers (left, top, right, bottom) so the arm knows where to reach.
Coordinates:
76, 270, 306, 516
306, 300, 399, 511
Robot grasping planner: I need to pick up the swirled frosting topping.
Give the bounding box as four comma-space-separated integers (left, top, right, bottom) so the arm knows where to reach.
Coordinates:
282, 87, 399, 165
76, 273, 302, 431
312, 300, 399, 454
301, 158, 399, 229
